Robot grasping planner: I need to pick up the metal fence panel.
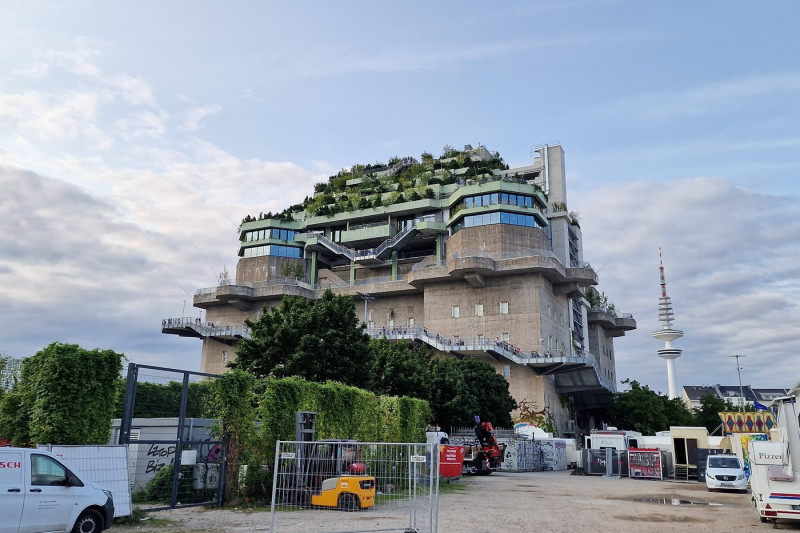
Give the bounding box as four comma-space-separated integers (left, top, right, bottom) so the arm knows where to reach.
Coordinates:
116, 363, 225, 512
270, 441, 439, 533
38, 445, 133, 517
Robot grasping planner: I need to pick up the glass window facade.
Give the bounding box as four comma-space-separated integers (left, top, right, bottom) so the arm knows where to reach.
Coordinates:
243, 245, 302, 259
244, 228, 298, 242
451, 210, 542, 233
450, 191, 544, 217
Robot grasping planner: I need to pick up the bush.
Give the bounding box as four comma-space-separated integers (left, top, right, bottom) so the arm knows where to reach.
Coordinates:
132, 464, 204, 505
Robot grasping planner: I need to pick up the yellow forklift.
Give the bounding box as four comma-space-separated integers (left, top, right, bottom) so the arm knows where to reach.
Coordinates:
290, 412, 376, 511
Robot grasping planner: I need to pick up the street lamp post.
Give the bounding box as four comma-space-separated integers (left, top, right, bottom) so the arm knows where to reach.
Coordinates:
356, 292, 375, 326
730, 354, 746, 407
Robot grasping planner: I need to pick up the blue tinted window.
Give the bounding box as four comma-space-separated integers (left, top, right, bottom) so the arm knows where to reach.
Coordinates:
525, 197, 533, 208
465, 197, 473, 209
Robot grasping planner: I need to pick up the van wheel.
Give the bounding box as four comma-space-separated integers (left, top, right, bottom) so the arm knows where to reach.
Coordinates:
72, 510, 103, 533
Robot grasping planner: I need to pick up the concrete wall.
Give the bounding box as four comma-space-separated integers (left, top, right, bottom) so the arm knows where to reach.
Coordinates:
236, 255, 308, 284
445, 224, 551, 258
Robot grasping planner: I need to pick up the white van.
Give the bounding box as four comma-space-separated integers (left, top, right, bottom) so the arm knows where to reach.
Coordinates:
705, 454, 748, 492
0, 447, 114, 533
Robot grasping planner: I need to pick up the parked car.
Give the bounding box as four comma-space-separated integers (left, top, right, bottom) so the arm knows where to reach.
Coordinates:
0, 447, 114, 532
705, 454, 748, 492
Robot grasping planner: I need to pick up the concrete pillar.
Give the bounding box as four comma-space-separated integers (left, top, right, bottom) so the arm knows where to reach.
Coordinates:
392, 251, 398, 280
436, 234, 443, 266
310, 251, 318, 287
350, 261, 355, 285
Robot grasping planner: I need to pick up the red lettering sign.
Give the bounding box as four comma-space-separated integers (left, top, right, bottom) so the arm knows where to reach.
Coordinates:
0, 461, 21, 468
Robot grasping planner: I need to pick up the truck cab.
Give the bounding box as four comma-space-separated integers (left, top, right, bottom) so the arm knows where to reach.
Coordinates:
0, 447, 114, 533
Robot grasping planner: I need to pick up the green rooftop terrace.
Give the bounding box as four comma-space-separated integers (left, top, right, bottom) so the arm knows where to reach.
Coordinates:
240, 144, 544, 226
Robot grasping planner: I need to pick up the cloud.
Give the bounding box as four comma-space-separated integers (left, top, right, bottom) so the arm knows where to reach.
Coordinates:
45, 36, 105, 78
181, 104, 222, 132
0, 149, 318, 368
603, 72, 800, 120
0, 90, 108, 144
575, 177, 800, 390
107, 74, 158, 107
11, 61, 50, 78
115, 111, 169, 140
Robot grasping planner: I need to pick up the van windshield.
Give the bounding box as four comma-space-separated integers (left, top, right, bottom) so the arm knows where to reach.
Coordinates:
708, 456, 740, 469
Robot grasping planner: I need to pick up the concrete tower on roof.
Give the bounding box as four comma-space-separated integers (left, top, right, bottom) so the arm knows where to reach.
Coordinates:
652, 249, 683, 399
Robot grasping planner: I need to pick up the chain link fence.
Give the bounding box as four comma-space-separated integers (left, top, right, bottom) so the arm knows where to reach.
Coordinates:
270, 441, 439, 533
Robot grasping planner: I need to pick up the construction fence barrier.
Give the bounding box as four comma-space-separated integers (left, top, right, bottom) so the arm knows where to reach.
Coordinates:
580, 448, 673, 479
270, 441, 440, 533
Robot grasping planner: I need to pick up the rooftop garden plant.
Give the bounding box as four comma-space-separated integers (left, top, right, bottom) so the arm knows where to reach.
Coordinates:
240, 144, 537, 225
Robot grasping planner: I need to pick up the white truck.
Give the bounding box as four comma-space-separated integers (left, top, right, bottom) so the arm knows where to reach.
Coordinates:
749, 379, 800, 524
0, 447, 114, 533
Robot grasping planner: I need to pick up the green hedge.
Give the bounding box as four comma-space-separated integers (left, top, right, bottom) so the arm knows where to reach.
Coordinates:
256, 376, 429, 448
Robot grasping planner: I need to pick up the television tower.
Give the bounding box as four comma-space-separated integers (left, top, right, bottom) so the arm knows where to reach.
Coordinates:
652, 248, 683, 399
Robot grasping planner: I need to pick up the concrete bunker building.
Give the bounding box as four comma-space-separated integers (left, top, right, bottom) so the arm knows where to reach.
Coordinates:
163, 143, 636, 434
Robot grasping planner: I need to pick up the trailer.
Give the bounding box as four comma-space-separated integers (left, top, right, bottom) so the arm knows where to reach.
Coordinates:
749, 379, 800, 524
584, 427, 642, 450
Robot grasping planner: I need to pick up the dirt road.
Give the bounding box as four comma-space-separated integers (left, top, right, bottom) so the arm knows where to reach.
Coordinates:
115, 470, 800, 532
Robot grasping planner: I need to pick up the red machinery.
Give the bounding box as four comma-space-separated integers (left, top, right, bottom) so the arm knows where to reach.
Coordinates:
463, 416, 506, 475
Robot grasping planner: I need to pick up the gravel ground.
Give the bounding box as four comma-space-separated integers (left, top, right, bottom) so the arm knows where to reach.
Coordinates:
113, 470, 800, 533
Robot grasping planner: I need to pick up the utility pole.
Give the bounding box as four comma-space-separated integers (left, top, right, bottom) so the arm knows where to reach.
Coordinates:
730, 354, 746, 407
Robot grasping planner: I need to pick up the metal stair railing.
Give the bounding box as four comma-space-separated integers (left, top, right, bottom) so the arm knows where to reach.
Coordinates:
374, 219, 419, 259
306, 232, 355, 260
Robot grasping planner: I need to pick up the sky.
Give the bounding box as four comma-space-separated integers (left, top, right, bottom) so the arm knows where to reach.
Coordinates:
2, 1, 799, 396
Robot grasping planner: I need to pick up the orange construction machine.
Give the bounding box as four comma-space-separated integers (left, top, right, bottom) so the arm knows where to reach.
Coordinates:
462, 415, 506, 475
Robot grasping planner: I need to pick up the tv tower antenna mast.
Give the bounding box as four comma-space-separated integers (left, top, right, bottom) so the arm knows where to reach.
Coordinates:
652, 248, 684, 399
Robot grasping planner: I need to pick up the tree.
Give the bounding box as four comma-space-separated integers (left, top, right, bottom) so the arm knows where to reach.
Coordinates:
210, 369, 259, 504
232, 290, 374, 388
662, 395, 695, 427
458, 358, 516, 428
370, 340, 430, 398
280, 261, 304, 280
693, 393, 735, 434
610, 380, 670, 435
0, 342, 123, 446
428, 357, 515, 429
